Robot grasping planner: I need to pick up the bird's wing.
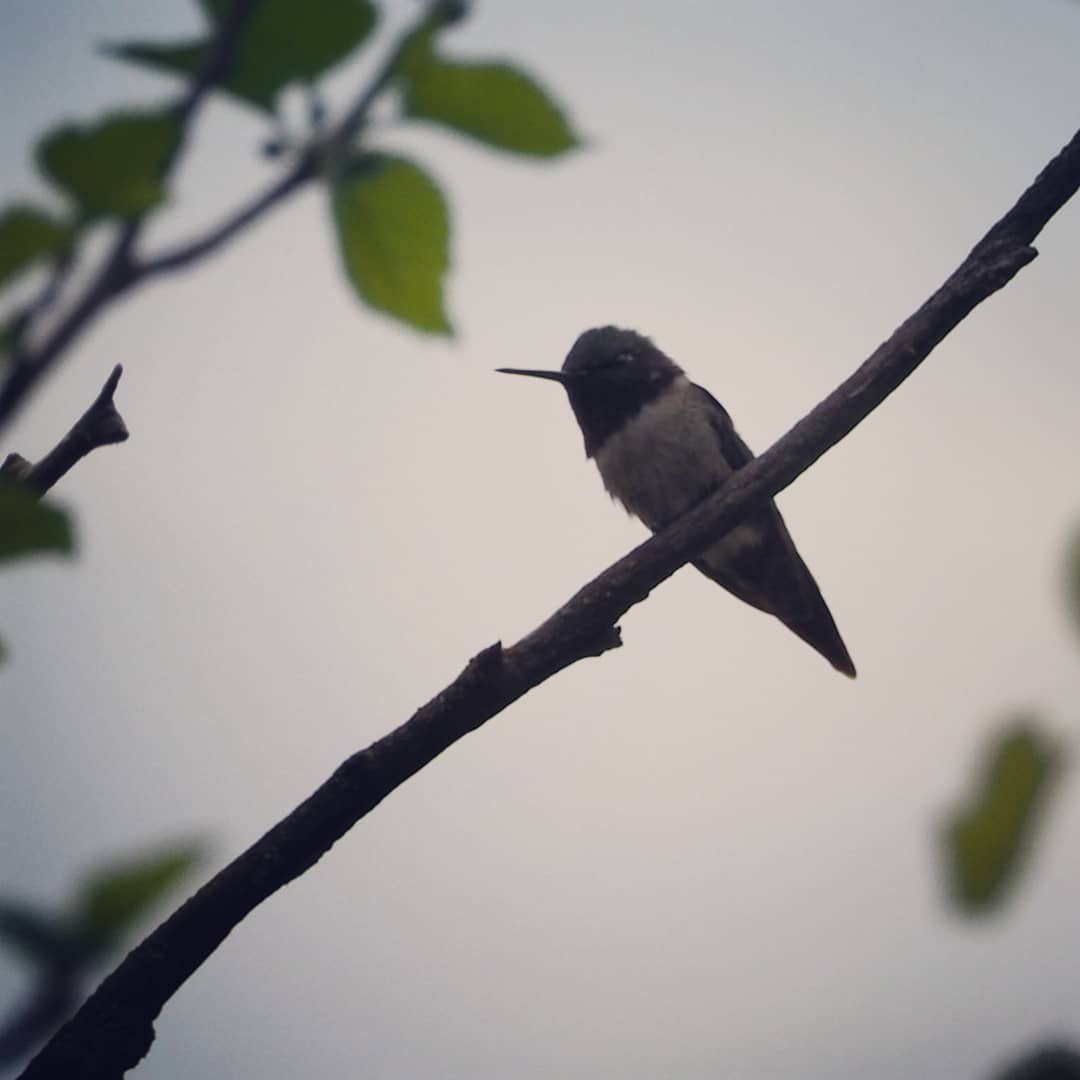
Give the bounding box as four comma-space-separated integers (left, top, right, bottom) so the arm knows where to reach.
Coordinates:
688, 385, 856, 676
691, 383, 756, 471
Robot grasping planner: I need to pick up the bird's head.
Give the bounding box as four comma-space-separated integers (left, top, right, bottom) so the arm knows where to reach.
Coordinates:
498, 326, 683, 455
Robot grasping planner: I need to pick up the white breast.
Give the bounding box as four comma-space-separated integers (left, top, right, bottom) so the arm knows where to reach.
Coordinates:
592, 376, 735, 533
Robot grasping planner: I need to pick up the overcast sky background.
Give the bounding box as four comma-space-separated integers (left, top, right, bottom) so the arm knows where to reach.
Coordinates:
3, 2, 1080, 1077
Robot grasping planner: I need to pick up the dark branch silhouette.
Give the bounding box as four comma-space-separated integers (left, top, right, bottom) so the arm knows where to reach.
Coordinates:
1, 366, 127, 496
19, 126, 1080, 1080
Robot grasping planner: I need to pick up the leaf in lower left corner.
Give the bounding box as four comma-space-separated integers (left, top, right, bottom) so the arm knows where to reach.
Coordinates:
72, 840, 205, 954
0, 900, 79, 969
0, 481, 73, 564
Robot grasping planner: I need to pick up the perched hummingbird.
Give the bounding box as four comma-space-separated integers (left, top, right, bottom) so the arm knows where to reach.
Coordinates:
498, 326, 856, 677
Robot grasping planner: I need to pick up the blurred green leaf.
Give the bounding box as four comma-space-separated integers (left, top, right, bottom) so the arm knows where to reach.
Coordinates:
942, 721, 1062, 914
398, 31, 579, 157
107, 0, 377, 114
37, 110, 180, 220
1064, 526, 1080, 641
0, 901, 78, 969
0, 480, 73, 564
331, 154, 451, 333
73, 841, 205, 951
105, 40, 220, 95
0, 205, 72, 290
0, 319, 16, 358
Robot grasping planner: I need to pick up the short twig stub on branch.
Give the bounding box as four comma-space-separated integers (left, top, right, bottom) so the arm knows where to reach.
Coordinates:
1, 365, 128, 496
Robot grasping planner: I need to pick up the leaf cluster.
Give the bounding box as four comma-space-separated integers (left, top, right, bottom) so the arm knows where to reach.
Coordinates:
0, 0, 579, 346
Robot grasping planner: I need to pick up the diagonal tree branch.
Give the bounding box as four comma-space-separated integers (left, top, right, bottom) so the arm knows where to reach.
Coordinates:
1, 365, 128, 495
20, 126, 1080, 1080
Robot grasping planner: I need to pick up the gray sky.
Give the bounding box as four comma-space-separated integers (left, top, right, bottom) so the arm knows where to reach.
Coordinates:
3, 2, 1080, 1078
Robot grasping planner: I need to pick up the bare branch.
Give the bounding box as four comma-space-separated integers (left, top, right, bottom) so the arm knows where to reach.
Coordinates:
20, 125, 1080, 1080
5, 256, 76, 364
1, 365, 128, 495
135, 161, 315, 279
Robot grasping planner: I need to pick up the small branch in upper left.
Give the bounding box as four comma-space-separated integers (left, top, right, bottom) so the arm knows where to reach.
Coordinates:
1, 364, 128, 496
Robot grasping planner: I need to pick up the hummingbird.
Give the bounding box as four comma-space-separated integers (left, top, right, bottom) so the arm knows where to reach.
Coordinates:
497, 326, 856, 677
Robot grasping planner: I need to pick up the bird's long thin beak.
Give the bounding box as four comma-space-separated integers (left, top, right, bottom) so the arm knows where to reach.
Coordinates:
495, 367, 568, 383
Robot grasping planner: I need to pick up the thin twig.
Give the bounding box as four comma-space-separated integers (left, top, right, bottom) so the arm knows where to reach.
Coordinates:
1, 365, 128, 495
20, 124, 1080, 1080
162, 0, 262, 169
136, 160, 315, 278
0, 0, 261, 434
6, 255, 76, 366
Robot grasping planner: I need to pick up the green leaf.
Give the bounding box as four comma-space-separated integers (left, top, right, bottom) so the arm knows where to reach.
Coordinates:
398, 32, 579, 157
105, 39, 219, 94
73, 841, 205, 951
0, 901, 79, 968
0, 480, 74, 564
941, 721, 1062, 915
0, 205, 72, 290
331, 154, 451, 333
108, 0, 377, 114
0, 319, 17, 358
37, 110, 180, 220
1064, 526, 1080, 642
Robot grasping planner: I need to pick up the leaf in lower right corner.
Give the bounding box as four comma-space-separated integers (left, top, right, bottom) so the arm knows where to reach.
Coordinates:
331, 154, 451, 334
941, 722, 1063, 915
0, 480, 74, 564
1064, 526, 1080, 643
